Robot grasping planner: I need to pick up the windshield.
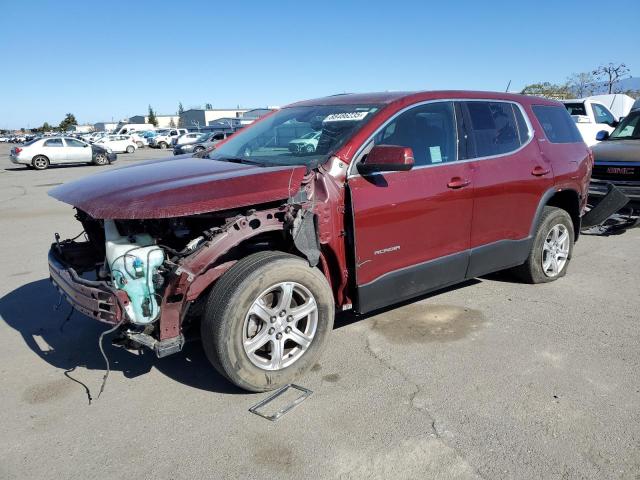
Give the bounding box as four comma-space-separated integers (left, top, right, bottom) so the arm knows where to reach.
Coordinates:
210, 104, 380, 167
609, 111, 640, 140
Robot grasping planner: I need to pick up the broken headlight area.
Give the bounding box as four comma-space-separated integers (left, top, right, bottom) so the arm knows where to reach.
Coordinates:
50, 210, 240, 345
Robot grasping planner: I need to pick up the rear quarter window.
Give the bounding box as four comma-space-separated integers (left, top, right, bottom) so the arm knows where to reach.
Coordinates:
532, 105, 583, 144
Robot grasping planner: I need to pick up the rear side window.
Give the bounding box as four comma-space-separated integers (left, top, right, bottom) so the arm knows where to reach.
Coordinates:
44, 138, 63, 147
463, 101, 522, 157
532, 105, 583, 143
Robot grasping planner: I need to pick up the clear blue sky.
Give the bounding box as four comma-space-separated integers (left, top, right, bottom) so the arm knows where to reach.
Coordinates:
1, 0, 638, 129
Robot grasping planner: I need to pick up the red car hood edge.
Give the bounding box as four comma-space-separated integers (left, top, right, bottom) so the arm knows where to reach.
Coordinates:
48, 157, 307, 219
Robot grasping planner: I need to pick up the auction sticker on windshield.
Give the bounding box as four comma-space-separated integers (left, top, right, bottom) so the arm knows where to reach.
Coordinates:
324, 112, 369, 122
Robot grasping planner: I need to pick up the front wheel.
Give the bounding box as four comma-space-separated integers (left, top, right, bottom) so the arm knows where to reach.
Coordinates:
158, 142, 168, 149
93, 152, 109, 165
201, 251, 334, 392
513, 206, 574, 283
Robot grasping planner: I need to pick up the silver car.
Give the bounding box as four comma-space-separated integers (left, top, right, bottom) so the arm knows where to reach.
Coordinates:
9, 137, 117, 170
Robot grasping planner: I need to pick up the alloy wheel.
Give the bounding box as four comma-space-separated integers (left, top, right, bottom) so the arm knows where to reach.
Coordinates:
242, 281, 318, 371
542, 224, 570, 277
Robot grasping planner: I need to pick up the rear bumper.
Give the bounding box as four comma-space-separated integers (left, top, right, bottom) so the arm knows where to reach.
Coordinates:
48, 248, 128, 324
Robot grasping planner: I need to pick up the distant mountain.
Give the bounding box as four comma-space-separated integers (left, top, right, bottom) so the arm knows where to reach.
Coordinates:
591, 76, 640, 94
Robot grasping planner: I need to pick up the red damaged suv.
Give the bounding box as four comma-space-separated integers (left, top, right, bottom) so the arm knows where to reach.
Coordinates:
48, 91, 593, 391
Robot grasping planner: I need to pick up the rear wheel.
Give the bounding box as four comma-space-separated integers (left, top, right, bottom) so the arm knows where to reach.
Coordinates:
32, 155, 49, 170
158, 142, 168, 149
201, 251, 334, 392
193, 146, 205, 153
126, 145, 135, 153
513, 206, 574, 283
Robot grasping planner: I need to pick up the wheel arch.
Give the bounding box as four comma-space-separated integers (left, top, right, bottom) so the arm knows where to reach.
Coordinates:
531, 188, 581, 241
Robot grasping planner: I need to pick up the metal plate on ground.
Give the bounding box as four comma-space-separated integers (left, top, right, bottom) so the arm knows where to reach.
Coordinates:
249, 384, 312, 422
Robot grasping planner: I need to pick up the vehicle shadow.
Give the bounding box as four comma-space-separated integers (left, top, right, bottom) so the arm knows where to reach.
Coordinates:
0, 278, 244, 395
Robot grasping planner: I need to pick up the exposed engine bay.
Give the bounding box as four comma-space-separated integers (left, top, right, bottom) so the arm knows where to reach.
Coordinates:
50, 201, 321, 357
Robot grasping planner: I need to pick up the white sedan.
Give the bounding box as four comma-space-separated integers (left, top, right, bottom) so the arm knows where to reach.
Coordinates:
288, 131, 321, 153
9, 137, 116, 170
94, 135, 137, 153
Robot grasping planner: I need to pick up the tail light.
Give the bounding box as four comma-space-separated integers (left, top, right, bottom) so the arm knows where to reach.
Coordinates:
15, 147, 22, 155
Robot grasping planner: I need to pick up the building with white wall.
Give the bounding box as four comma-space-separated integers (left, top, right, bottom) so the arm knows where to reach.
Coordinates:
129, 115, 180, 128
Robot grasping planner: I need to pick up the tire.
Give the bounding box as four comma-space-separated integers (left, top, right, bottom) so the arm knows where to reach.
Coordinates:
193, 146, 205, 153
158, 142, 168, 150
201, 251, 334, 392
93, 152, 108, 166
136, 141, 143, 148
126, 145, 135, 154
512, 206, 574, 283
32, 155, 49, 170
304, 144, 315, 153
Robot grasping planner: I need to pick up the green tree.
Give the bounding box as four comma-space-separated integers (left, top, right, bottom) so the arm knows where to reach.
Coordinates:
58, 113, 78, 131
42, 122, 51, 132
521, 82, 572, 99
178, 102, 185, 127
148, 105, 158, 127
593, 63, 629, 94
205, 103, 213, 110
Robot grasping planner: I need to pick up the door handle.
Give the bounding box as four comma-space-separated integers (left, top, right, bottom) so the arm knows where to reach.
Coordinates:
447, 177, 471, 189
531, 166, 550, 176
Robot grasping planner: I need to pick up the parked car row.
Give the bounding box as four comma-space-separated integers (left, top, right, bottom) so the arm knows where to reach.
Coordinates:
0, 134, 37, 143
173, 131, 233, 155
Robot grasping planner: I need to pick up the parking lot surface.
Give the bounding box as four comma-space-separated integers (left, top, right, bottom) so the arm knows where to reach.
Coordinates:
0, 143, 638, 479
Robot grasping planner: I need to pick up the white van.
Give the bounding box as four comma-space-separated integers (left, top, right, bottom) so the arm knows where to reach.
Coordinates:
114, 123, 156, 135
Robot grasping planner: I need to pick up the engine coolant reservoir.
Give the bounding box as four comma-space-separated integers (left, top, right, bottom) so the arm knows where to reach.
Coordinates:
104, 220, 165, 325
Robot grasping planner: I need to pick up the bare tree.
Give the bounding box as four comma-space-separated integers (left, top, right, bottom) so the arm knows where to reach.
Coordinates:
567, 72, 595, 97
593, 63, 629, 94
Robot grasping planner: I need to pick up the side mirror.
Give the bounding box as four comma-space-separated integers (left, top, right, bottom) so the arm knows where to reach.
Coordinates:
595, 130, 609, 141
357, 145, 414, 174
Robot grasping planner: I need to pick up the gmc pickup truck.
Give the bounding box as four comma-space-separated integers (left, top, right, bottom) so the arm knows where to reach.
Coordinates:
48, 91, 596, 392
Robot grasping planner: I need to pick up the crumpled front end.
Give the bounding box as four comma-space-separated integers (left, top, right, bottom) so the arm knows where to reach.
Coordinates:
49, 244, 128, 325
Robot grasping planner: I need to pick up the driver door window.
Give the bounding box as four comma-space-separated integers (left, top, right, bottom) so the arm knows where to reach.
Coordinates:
374, 101, 458, 166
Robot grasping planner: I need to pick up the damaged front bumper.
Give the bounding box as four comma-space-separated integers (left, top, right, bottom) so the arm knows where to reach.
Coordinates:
49, 244, 185, 357
48, 247, 128, 324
